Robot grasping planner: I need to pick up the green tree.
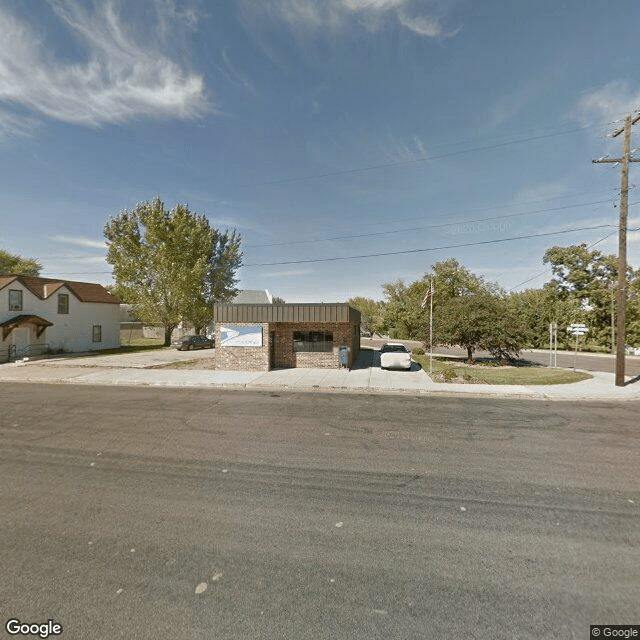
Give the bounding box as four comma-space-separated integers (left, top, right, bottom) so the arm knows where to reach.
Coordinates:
543, 244, 639, 351
104, 197, 242, 345
380, 258, 530, 361
506, 285, 583, 350
441, 291, 530, 362
272, 296, 286, 304
0, 249, 42, 276
347, 296, 385, 335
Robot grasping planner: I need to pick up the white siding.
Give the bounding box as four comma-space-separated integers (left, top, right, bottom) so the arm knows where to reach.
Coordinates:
0, 283, 120, 354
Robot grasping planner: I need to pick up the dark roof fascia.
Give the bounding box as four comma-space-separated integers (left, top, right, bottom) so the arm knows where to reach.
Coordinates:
213, 303, 361, 324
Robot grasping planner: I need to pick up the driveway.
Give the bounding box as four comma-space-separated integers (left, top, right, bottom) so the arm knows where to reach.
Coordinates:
28, 346, 216, 369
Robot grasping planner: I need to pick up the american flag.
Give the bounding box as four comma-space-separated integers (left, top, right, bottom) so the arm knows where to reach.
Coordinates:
421, 282, 434, 309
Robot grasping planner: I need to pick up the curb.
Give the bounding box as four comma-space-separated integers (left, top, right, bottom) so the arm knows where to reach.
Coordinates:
1, 371, 639, 401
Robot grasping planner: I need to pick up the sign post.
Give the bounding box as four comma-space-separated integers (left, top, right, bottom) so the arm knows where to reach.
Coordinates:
549, 322, 558, 368
567, 324, 588, 371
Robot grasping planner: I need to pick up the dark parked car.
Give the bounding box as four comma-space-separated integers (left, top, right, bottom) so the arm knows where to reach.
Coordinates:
177, 335, 214, 351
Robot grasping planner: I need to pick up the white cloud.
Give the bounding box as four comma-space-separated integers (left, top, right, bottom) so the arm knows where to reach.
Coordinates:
576, 81, 640, 126
382, 132, 428, 163
52, 234, 107, 249
244, 0, 452, 38
509, 182, 569, 209
397, 7, 450, 37
0, 1, 209, 137
218, 47, 256, 94
47, 255, 107, 264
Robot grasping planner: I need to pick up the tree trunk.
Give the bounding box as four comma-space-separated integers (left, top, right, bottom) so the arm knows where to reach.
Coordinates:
466, 346, 474, 364
164, 325, 174, 347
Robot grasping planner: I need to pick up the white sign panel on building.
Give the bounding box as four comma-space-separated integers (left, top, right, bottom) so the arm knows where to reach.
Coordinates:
220, 325, 263, 347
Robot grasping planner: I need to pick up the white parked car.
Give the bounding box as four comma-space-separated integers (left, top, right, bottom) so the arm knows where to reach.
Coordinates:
379, 342, 412, 370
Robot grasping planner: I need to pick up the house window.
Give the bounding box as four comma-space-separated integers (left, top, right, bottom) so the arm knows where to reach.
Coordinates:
58, 294, 69, 314
9, 289, 22, 311
293, 331, 333, 352
92, 325, 102, 342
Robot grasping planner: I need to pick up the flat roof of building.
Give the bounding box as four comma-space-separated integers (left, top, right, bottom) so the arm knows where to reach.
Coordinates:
213, 303, 360, 324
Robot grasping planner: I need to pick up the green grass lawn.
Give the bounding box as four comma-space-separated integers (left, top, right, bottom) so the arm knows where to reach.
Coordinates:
412, 354, 592, 385
90, 337, 167, 355
118, 337, 166, 350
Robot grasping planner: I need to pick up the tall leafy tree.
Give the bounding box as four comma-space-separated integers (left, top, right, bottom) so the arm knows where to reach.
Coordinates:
380, 258, 530, 361
506, 285, 584, 349
543, 244, 639, 350
425, 260, 526, 361
347, 296, 385, 335
104, 198, 242, 345
0, 249, 42, 276
440, 291, 530, 362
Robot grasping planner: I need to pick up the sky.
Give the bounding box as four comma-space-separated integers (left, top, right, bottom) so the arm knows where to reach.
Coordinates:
1, 0, 640, 303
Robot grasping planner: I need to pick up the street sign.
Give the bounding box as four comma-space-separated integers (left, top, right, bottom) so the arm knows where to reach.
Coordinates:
567, 324, 588, 336
567, 324, 588, 371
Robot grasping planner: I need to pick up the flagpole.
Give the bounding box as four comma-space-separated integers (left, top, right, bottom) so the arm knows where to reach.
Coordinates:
429, 279, 433, 374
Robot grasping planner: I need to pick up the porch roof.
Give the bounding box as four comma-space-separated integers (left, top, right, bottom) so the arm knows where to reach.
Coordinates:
1, 314, 53, 340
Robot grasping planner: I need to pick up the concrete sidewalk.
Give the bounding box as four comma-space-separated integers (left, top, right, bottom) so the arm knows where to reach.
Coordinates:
1, 347, 639, 400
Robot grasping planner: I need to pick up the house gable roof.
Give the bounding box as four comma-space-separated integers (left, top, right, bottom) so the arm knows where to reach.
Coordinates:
0, 274, 121, 304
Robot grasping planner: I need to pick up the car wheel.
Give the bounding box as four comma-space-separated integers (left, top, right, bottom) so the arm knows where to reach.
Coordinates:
188, 344, 193, 351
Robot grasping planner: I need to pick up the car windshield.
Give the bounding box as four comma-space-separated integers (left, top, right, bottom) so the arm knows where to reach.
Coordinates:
382, 345, 407, 353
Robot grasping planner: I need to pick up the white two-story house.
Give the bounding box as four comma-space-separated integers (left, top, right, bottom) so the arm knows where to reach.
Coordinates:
0, 274, 121, 361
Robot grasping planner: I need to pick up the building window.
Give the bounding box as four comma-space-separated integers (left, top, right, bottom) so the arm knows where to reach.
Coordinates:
92, 325, 102, 342
9, 289, 22, 311
58, 293, 69, 314
293, 331, 333, 352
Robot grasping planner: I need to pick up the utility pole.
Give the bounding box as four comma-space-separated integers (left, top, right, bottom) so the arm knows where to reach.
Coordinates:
593, 112, 640, 386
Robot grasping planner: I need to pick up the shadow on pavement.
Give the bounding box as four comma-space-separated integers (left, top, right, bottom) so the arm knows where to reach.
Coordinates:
351, 347, 374, 370
352, 347, 423, 372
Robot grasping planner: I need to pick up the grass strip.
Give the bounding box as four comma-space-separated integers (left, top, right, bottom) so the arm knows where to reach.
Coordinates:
412, 354, 592, 385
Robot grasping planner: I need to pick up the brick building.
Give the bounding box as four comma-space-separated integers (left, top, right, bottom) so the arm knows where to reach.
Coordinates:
213, 303, 361, 371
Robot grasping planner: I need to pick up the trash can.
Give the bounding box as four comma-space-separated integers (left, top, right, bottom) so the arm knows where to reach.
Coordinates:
339, 345, 350, 369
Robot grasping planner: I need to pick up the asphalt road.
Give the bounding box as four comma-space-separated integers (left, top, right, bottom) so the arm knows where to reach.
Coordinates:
1, 384, 639, 639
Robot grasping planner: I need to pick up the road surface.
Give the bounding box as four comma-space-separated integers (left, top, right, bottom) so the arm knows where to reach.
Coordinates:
1, 384, 638, 639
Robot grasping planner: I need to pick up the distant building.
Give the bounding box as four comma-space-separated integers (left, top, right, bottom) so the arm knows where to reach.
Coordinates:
232, 289, 273, 304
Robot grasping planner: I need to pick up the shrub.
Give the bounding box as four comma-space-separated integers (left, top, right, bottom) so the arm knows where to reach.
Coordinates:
442, 364, 457, 382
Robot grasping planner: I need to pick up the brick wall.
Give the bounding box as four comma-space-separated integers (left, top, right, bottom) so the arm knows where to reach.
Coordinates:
272, 322, 360, 369
214, 322, 270, 371
214, 321, 360, 370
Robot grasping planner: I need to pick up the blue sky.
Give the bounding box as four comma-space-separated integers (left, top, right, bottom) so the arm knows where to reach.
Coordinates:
1, 0, 639, 303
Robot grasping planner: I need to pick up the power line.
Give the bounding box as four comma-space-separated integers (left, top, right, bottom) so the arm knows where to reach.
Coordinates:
245, 125, 598, 188
363, 184, 632, 228
506, 229, 622, 291
246, 198, 631, 249
36, 193, 633, 261
242, 224, 616, 268
48, 224, 639, 277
